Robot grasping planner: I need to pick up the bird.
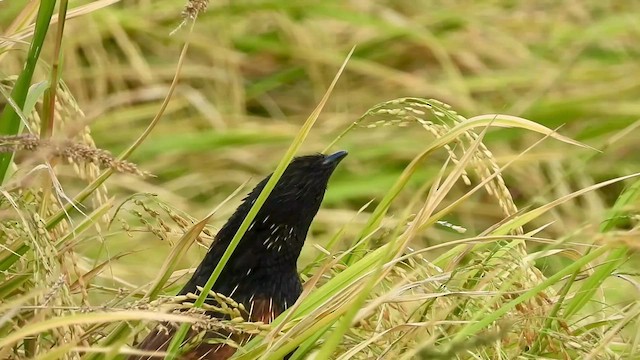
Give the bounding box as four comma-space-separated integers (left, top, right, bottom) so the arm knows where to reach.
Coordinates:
129, 150, 348, 360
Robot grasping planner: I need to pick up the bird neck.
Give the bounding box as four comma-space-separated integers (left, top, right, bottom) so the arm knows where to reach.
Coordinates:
178, 217, 309, 295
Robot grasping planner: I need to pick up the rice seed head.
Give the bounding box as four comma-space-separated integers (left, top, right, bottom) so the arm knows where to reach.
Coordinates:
357, 97, 521, 234
0, 134, 149, 177
182, 0, 209, 20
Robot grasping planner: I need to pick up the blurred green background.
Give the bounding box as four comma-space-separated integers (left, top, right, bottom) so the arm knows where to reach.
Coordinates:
1, 0, 638, 289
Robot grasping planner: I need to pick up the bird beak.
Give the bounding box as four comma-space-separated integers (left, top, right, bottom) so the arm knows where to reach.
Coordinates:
323, 150, 348, 166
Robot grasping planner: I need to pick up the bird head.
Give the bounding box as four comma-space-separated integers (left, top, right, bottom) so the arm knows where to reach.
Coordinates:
245, 150, 348, 232
210, 150, 348, 258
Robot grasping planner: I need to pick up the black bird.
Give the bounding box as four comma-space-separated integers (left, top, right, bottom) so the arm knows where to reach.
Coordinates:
130, 151, 348, 360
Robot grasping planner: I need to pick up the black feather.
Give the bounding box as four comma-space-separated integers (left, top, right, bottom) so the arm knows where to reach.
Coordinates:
130, 151, 347, 359
180, 151, 347, 305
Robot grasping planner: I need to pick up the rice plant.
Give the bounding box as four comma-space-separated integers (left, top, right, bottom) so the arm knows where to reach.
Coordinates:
1, 1, 638, 359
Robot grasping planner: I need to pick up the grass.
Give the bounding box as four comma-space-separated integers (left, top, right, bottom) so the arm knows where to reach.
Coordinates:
1, 0, 639, 359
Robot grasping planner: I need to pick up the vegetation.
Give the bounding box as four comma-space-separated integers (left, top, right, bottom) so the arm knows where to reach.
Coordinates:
0, 0, 638, 359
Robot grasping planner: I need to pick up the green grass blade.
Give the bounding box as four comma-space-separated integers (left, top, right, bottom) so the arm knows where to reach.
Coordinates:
563, 179, 640, 318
